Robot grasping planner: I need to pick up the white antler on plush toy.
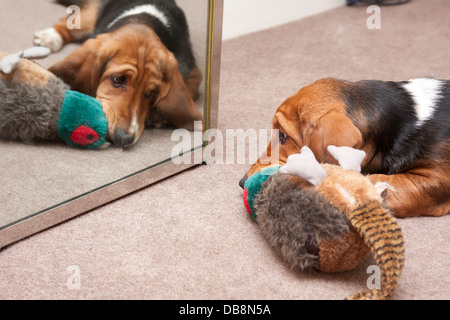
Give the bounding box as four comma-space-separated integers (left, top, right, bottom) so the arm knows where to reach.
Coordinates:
279, 145, 367, 186
0, 47, 51, 74
327, 145, 366, 172
279, 146, 328, 186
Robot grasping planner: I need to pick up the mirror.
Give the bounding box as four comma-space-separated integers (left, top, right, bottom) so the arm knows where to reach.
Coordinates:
0, 0, 223, 248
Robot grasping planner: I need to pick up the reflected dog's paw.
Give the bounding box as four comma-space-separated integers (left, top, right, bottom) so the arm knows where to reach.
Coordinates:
34, 28, 63, 53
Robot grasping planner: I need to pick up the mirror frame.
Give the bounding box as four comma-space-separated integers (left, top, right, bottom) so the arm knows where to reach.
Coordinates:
0, 0, 223, 249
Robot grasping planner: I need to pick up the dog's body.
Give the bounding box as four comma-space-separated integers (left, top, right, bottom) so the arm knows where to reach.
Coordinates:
35, 0, 203, 147
241, 78, 450, 218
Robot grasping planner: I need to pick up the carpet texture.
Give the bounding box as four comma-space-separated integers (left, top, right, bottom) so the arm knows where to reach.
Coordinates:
0, 0, 449, 300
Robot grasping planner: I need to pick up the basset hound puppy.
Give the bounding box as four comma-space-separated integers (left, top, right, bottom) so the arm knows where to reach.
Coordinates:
240, 78, 450, 218
34, 0, 203, 147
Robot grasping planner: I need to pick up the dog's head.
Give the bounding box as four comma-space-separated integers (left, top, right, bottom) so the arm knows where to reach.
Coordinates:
240, 79, 364, 187
49, 24, 202, 148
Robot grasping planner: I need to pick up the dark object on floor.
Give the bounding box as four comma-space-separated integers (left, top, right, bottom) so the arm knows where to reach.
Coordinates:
347, 0, 410, 6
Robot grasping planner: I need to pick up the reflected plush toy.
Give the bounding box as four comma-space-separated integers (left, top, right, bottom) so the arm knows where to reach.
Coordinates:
0, 48, 108, 149
243, 145, 405, 300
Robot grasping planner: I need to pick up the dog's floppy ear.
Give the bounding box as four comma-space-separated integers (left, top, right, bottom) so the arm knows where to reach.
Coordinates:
303, 111, 363, 164
154, 52, 203, 130
49, 38, 106, 97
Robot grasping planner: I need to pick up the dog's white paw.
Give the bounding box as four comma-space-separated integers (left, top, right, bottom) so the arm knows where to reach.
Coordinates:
34, 28, 63, 53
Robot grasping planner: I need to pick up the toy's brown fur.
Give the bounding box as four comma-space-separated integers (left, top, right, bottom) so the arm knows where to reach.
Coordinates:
0, 52, 53, 87
318, 230, 369, 273
317, 164, 405, 300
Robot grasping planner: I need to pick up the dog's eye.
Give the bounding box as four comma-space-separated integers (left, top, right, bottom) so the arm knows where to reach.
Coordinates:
111, 75, 127, 88
145, 89, 157, 99
145, 89, 159, 105
279, 132, 287, 145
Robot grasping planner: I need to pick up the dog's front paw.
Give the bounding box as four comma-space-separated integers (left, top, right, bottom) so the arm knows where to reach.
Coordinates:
34, 28, 63, 53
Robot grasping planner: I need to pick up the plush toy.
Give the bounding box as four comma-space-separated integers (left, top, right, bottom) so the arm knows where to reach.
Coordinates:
0, 48, 109, 149
243, 146, 405, 300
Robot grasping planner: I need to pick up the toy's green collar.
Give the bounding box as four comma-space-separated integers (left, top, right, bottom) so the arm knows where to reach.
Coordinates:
243, 166, 281, 220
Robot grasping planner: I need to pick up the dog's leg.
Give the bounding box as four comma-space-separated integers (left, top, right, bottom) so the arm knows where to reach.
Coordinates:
369, 167, 450, 218
34, 0, 101, 52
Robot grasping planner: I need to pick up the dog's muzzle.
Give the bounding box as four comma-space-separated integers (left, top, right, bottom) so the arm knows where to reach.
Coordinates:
112, 129, 135, 148
239, 176, 247, 189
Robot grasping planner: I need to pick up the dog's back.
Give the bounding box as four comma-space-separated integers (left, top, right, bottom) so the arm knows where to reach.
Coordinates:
341, 79, 450, 175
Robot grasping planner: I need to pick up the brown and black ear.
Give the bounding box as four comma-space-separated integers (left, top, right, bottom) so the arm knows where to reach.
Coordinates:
153, 52, 203, 130
49, 38, 106, 97
303, 111, 363, 164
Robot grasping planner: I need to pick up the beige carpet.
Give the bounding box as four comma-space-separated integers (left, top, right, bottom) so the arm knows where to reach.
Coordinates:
1, 0, 449, 300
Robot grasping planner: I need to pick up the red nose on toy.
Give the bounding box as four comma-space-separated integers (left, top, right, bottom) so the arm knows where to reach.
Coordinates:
70, 125, 100, 147
243, 188, 251, 214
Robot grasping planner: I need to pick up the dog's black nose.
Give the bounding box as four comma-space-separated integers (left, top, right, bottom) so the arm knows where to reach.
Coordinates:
239, 176, 247, 189
113, 130, 135, 148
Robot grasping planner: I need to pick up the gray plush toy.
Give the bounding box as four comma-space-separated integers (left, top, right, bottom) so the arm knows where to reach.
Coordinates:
0, 47, 109, 149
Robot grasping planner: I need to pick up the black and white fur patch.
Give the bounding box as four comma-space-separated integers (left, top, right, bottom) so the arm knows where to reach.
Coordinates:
341, 78, 450, 175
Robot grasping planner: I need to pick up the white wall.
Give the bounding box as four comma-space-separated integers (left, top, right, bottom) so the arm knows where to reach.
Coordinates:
222, 0, 346, 40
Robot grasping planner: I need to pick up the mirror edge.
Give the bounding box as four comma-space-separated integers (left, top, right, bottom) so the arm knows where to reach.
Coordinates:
0, 0, 224, 250
204, 0, 223, 133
